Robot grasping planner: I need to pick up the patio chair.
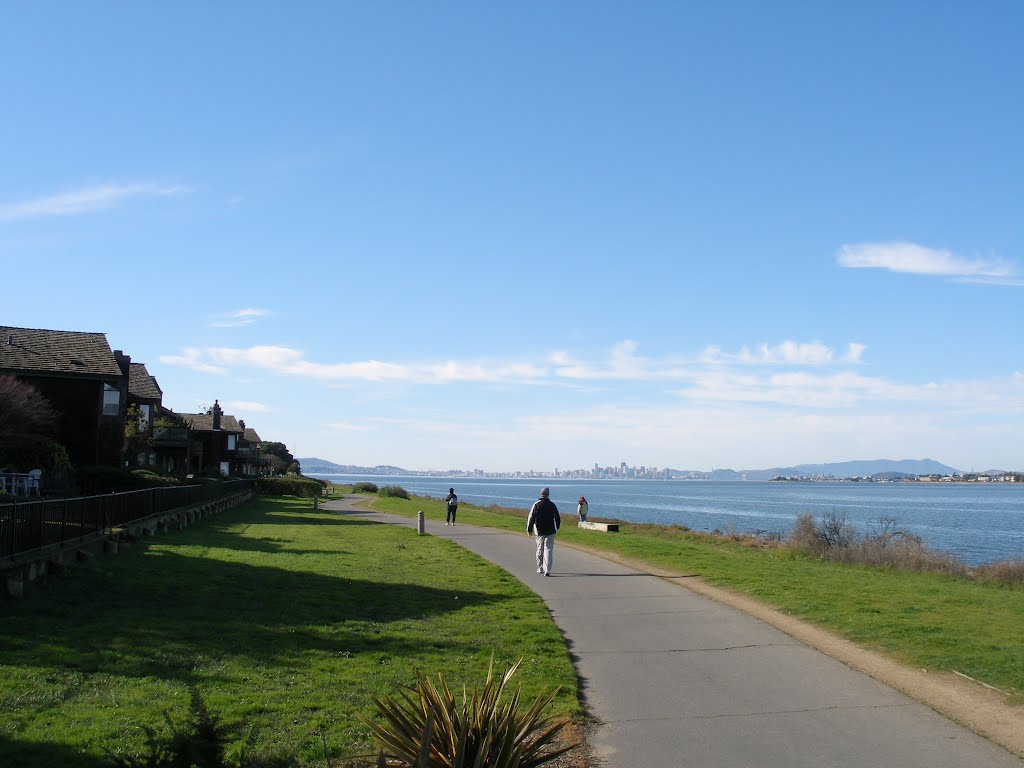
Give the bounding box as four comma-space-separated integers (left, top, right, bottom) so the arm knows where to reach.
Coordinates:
27, 469, 42, 496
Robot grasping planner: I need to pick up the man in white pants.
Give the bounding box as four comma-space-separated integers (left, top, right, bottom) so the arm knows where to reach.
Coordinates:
526, 487, 560, 576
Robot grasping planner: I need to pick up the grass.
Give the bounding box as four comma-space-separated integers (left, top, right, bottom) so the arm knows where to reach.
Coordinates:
367, 490, 1024, 703
0, 495, 579, 767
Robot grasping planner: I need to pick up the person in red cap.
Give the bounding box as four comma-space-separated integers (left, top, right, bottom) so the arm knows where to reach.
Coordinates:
577, 495, 589, 523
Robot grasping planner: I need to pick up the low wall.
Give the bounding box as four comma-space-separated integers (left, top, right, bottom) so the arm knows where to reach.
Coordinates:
2, 489, 254, 599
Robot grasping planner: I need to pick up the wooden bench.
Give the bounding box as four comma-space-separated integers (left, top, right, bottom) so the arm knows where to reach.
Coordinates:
578, 521, 619, 532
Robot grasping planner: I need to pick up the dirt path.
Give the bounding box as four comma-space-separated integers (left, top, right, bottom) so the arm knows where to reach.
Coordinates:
560, 540, 1024, 760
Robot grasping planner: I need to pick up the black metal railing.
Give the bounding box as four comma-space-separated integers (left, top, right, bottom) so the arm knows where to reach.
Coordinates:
152, 426, 190, 442
0, 480, 250, 560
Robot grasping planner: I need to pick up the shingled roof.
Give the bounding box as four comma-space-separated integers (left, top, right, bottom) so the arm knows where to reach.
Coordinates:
179, 412, 244, 433
0, 325, 122, 378
129, 363, 163, 400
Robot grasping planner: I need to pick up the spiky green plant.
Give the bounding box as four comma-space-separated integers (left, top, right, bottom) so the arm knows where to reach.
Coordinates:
359, 658, 576, 768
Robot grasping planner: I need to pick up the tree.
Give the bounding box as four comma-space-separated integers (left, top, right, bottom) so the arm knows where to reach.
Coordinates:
0, 375, 61, 472
0, 375, 57, 443
124, 403, 150, 467
260, 441, 299, 473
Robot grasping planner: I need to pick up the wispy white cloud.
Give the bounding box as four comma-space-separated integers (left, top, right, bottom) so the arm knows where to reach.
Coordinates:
837, 241, 1021, 285
701, 340, 836, 366
699, 340, 867, 366
166, 345, 549, 384
551, 340, 689, 381
225, 400, 270, 413
844, 343, 867, 363
327, 422, 367, 431
158, 348, 227, 375
210, 308, 274, 328
0, 182, 190, 221
672, 370, 1024, 412
214, 340, 1020, 471
673, 370, 921, 408
159, 339, 870, 387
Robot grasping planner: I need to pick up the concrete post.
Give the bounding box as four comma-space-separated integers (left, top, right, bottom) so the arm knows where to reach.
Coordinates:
417, 510, 425, 535
314, 495, 319, 510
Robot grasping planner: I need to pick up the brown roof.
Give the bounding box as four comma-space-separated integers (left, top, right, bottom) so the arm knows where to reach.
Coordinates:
0, 325, 122, 378
220, 414, 242, 432
243, 427, 262, 442
129, 363, 163, 400
179, 412, 243, 433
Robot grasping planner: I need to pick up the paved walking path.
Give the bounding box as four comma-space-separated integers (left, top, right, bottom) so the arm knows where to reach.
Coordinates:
323, 497, 1023, 768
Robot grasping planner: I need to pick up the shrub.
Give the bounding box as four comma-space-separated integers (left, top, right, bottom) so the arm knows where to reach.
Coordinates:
788, 512, 969, 576
974, 560, 1024, 586
131, 470, 183, 488
353, 482, 380, 493
359, 658, 575, 768
254, 476, 323, 498
77, 466, 182, 494
379, 485, 410, 499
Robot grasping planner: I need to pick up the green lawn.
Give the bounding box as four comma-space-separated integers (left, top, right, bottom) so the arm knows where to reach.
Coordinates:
369, 491, 1024, 703
0, 495, 579, 767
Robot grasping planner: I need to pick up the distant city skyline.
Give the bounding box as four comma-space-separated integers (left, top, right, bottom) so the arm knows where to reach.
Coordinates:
2, 3, 1021, 472
300, 456, 1020, 480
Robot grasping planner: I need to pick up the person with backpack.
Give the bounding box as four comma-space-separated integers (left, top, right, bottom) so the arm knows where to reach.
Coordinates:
577, 495, 589, 523
526, 487, 560, 576
445, 488, 458, 525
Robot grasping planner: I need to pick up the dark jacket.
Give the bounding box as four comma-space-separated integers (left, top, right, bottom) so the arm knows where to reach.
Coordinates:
527, 497, 560, 536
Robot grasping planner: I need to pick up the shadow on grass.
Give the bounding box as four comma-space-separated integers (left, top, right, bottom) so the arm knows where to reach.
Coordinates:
4, 548, 508, 684
0, 735, 109, 768
252, 513, 380, 526
148, 509, 381, 555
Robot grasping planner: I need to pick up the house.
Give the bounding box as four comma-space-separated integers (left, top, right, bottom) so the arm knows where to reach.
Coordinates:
125, 362, 163, 468
235, 423, 262, 477
0, 325, 128, 468
124, 361, 200, 475
178, 400, 244, 477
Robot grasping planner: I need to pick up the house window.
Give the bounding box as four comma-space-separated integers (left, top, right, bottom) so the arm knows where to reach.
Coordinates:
103, 384, 121, 416
219, 461, 230, 477
139, 404, 151, 428
227, 434, 237, 450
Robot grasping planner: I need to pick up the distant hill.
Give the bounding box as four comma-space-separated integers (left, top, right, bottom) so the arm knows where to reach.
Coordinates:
299, 458, 409, 475
674, 458, 962, 480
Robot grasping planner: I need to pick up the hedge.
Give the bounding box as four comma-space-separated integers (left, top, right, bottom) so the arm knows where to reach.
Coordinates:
254, 476, 324, 497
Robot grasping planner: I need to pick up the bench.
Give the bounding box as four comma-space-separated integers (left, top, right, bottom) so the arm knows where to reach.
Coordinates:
578, 521, 619, 532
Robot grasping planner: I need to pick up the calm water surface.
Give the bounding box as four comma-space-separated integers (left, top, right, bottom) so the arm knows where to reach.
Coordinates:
312, 475, 1024, 566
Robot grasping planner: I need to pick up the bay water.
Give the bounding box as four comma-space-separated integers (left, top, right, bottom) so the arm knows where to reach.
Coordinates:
311, 474, 1023, 566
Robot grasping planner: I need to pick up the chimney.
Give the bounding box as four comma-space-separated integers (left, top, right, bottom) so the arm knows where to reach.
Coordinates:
114, 349, 131, 376
239, 419, 246, 431
212, 400, 223, 430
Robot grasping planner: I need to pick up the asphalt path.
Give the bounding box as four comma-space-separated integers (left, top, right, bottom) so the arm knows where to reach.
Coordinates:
323, 497, 1022, 768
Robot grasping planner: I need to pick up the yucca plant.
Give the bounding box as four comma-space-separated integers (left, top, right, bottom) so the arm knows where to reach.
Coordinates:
359, 658, 576, 768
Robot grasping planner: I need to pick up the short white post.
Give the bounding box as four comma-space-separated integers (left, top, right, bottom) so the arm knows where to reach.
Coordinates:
417, 510, 425, 535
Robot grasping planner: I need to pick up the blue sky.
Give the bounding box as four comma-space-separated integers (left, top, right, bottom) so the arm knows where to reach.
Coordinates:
2, 2, 1021, 473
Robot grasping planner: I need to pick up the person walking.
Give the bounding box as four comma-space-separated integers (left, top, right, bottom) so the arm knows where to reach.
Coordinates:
444, 488, 458, 525
527, 487, 560, 576
577, 495, 588, 523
